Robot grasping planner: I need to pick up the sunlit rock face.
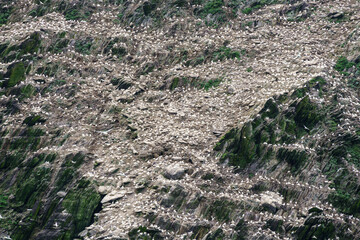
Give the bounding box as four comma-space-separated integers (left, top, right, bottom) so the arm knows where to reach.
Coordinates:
1, 0, 360, 239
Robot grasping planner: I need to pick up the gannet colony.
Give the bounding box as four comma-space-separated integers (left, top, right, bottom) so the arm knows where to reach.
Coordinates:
1, 0, 360, 239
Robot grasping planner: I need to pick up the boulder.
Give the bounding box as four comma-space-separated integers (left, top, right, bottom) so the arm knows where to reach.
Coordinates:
163, 164, 185, 180
56, 191, 67, 198
101, 191, 125, 204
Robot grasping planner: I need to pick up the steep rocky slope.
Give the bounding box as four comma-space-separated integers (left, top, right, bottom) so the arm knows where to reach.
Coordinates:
0, 0, 360, 239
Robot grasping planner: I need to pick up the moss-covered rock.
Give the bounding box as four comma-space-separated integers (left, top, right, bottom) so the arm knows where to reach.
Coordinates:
277, 148, 307, 172
1, 32, 41, 62
260, 98, 279, 119
2, 62, 26, 88
265, 219, 284, 233
215, 77, 325, 171
9, 127, 44, 151
294, 95, 322, 129
161, 184, 188, 210
295, 217, 337, 240
18, 32, 41, 56
0, 119, 99, 239
203, 199, 237, 222
61, 179, 101, 239
14, 166, 52, 207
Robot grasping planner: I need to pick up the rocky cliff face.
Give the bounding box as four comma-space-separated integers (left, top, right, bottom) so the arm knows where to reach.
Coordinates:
0, 0, 360, 239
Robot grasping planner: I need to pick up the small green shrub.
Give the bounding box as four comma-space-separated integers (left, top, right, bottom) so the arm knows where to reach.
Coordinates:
348, 78, 360, 89
0, 194, 8, 208
334, 56, 354, 73
0, 7, 12, 26
203, 0, 224, 15
213, 46, 241, 61
170, 77, 180, 90
200, 78, 222, 90
242, 7, 252, 14
49, 39, 69, 53
19, 84, 36, 99
64, 9, 90, 21
308, 76, 326, 87
58, 31, 66, 38
75, 40, 92, 54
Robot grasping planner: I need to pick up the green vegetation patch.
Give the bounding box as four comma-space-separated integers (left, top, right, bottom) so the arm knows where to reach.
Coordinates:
199, 0, 227, 26
0, 194, 8, 208
18, 32, 41, 56
1, 32, 41, 62
169, 76, 222, 91
75, 39, 93, 55
265, 219, 283, 233
260, 99, 279, 119
49, 38, 69, 53
185, 46, 243, 67
64, 8, 90, 21
328, 190, 360, 216
241, 0, 277, 15
170, 77, 180, 90
213, 46, 241, 61
23, 115, 46, 127
0, 7, 12, 26
202, 0, 225, 16
334, 56, 355, 74
294, 95, 322, 129
277, 148, 307, 172
214, 76, 325, 170
308, 76, 326, 88
14, 166, 52, 207
19, 84, 37, 100
0, 149, 100, 239
29, 0, 52, 17
36, 63, 59, 77
295, 217, 336, 240
9, 127, 44, 151
61, 179, 101, 238
199, 78, 222, 91
56, 152, 85, 191
104, 38, 127, 58
324, 138, 360, 217
203, 199, 237, 222
5, 62, 26, 88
